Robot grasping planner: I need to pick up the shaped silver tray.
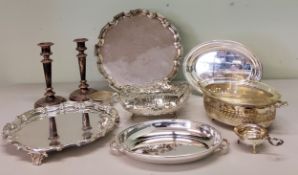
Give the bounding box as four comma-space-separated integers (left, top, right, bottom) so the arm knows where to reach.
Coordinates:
2, 101, 119, 165
96, 9, 183, 91
110, 119, 229, 164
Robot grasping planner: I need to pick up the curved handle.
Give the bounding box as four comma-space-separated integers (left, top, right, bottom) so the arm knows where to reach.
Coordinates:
215, 138, 229, 154
274, 100, 288, 108
268, 137, 284, 146
111, 93, 120, 105
110, 140, 124, 155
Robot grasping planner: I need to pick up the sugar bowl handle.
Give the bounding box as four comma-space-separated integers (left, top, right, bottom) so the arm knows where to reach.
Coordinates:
268, 137, 284, 146
274, 100, 288, 108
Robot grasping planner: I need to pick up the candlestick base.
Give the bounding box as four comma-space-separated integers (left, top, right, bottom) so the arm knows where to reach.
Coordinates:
69, 88, 97, 102
34, 96, 66, 108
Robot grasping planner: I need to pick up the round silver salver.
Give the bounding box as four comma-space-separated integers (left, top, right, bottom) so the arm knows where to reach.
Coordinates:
183, 40, 263, 93
96, 9, 183, 91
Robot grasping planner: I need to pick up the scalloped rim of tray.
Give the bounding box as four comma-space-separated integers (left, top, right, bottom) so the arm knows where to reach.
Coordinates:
95, 9, 183, 91
2, 101, 119, 165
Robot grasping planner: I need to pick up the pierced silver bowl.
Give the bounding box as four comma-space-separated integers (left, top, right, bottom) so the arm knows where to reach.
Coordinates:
118, 81, 190, 116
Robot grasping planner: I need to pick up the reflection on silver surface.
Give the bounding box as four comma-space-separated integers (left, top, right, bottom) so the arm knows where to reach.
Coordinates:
118, 81, 190, 116
195, 51, 252, 79
96, 9, 183, 91
111, 119, 228, 164
183, 40, 262, 93
2, 101, 119, 165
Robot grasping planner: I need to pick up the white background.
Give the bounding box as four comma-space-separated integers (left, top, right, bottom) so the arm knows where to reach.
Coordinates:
1, 0, 298, 86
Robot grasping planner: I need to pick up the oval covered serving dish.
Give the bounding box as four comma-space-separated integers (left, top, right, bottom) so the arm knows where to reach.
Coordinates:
201, 79, 287, 127
110, 119, 229, 164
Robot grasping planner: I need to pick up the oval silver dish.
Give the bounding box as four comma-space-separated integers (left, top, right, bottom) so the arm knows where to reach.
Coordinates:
183, 40, 262, 93
96, 9, 182, 91
110, 119, 229, 164
118, 81, 190, 116
2, 101, 119, 165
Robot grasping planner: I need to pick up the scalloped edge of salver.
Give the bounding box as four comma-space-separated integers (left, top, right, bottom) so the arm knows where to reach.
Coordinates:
95, 9, 183, 91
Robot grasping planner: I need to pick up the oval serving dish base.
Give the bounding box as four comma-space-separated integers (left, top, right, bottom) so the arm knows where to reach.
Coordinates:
113, 120, 225, 164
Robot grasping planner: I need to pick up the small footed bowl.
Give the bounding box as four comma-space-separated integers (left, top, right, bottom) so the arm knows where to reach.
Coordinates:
118, 81, 190, 116
234, 123, 284, 153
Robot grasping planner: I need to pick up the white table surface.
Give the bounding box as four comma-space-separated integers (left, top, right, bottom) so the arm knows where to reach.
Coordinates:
0, 79, 297, 175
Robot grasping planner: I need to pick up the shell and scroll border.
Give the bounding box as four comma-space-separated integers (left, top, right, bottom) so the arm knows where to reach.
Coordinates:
95, 9, 183, 91
2, 101, 119, 165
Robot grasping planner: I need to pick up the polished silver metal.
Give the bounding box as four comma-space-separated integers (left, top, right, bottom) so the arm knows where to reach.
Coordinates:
110, 119, 229, 164
2, 101, 119, 165
96, 9, 183, 91
183, 40, 263, 93
118, 81, 190, 116
234, 123, 284, 154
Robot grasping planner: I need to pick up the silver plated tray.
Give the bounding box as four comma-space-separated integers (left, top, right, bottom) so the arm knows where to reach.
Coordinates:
96, 9, 183, 91
2, 101, 119, 165
110, 119, 229, 164
183, 40, 262, 93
